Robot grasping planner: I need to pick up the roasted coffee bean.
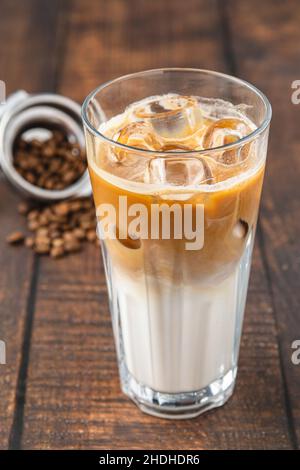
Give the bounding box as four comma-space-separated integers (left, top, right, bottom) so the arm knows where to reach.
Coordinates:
35, 237, 51, 247
49, 158, 61, 173
28, 220, 39, 231
18, 201, 31, 215
64, 239, 81, 253
63, 231, 76, 243
38, 214, 49, 226
50, 246, 65, 258
52, 238, 64, 248
54, 202, 70, 216
35, 242, 50, 255
38, 175, 47, 187
31, 139, 43, 149
36, 227, 49, 238
6, 231, 25, 244
63, 171, 77, 184
86, 230, 97, 242
27, 209, 39, 221
13, 133, 87, 191
24, 172, 36, 184
11, 197, 97, 259
52, 130, 65, 144
18, 139, 27, 150
73, 228, 86, 240
25, 237, 35, 248
80, 220, 94, 230
27, 155, 39, 168
42, 145, 55, 158
49, 230, 61, 239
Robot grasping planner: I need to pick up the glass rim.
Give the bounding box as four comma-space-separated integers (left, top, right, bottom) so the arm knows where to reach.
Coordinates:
81, 67, 272, 156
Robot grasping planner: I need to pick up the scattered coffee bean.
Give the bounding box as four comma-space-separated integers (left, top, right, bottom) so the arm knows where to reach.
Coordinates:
50, 246, 65, 258
54, 202, 70, 216
73, 228, 86, 240
28, 220, 39, 231
6, 231, 25, 244
86, 230, 97, 242
25, 237, 35, 248
35, 242, 50, 255
64, 239, 81, 253
18, 201, 30, 215
27, 209, 39, 220
52, 238, 64, 248
7, 197, 99, 259
36, 227, 49, 238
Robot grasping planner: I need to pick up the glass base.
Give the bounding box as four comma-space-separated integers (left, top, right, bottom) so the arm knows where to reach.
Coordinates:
120, 364, 237, 420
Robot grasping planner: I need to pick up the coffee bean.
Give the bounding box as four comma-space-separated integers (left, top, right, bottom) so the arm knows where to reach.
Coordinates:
35, 236, 50, 246
36, 227, 49, 238
86, 230, 96, 242
52, 238, 64, 248
18, 201, 31, 215
35, 242, 50, 254
52, 130, 65, 144
31, 139, 43, 149
28, 220, 39, 231
38, 214, 49, 226
49, 230, 61, 239
50, 246, 65, 258
54, 202, 70, 216
63, 231, 76, 243
64, 239, 81, 253
63, 171, 76, 184
44, 180, 55, 190
18, 139, 27, 150
25, 172, 36, 184
13, 133, 87, 191
6, 231, 25, 244
25, 237, 35, 248
43, 147, 55, 158
11, 197, 98, 259
69, 200, 83, 212
73, 228, 86, 240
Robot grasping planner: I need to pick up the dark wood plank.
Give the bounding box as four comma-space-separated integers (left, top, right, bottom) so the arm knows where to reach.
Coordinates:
21, 0, 292, 449
224, 0, 300, 447
58, 0, 227, 101
0, 0, 66, 449
0, 177, 34, 449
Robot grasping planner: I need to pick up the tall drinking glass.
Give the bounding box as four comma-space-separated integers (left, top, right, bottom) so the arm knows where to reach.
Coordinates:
82, 69, 271, 419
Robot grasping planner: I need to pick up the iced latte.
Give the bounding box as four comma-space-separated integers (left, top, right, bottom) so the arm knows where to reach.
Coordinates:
82, 69, 271, 418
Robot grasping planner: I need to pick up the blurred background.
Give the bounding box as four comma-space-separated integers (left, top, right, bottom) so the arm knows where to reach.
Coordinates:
0, 0, 300, 450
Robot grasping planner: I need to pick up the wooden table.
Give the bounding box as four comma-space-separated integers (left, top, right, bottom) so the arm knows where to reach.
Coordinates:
0, 0, 300, 450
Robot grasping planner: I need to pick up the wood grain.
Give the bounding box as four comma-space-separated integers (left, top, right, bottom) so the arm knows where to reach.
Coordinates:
0, 0, 70, 449
225, 0, 300, 447
15, 0, 294, 449
0, 177, 34, 449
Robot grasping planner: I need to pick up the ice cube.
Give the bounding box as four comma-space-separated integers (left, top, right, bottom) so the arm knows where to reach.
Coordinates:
160, 143, 194, 152
202, 118, 251, 165
134, 95, 203, 139
110, 121, 161, 163
146, 156, 214, 186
